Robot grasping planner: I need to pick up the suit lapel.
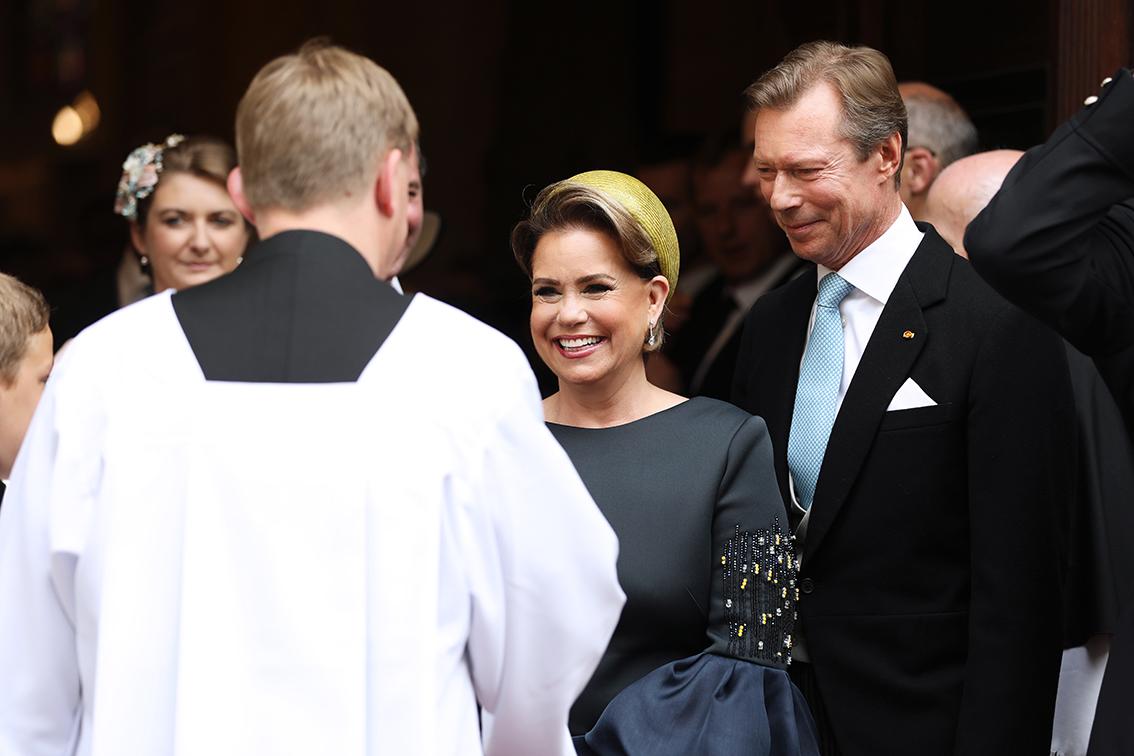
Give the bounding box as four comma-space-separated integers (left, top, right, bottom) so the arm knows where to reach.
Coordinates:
802, 230, 953, 562
755, 274, 816, 509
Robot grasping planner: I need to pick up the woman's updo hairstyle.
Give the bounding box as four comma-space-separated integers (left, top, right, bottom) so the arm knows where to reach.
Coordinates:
511, 170, 679, 352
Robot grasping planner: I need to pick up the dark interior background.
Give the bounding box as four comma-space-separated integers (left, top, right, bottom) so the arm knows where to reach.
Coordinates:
1, 0, 1130, 354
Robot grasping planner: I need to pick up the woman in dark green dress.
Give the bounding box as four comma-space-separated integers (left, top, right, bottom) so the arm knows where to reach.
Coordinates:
512, 170, 818, 755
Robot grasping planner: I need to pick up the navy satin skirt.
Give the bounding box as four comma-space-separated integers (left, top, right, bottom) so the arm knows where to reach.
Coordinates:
573, 652, 820, 756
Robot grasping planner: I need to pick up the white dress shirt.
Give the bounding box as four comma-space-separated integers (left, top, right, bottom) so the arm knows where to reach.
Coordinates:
805, 204, 925, 413
791, 204, 925, 512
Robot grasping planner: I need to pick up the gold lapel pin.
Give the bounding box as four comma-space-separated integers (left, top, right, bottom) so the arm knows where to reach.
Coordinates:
902, 330, 916, 340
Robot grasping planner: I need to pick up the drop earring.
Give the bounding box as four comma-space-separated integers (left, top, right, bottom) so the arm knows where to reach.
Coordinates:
647, 321, 656, 347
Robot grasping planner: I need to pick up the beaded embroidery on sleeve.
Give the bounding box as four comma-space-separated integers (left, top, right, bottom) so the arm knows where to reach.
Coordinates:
720, 520, 798, 666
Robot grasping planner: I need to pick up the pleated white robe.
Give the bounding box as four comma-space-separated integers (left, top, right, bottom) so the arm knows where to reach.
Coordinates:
0, 291, 624, 756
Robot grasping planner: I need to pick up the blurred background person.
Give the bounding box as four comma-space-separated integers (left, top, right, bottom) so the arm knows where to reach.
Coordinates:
635, 137, 704, 392
390, 142, 441, 293
635, 137, 704, 278
118, 134, 252, 294
664, 135, 803, 400
0, 273, 52, 507
51, 134, 253, 346
635, 135, 707, 319
922, 150, 1022, 256
897, 81, 979, 222
513, 169, 817, 754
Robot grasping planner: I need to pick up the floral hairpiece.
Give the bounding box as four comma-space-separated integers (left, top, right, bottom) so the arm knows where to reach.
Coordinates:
113, 133, 185, 220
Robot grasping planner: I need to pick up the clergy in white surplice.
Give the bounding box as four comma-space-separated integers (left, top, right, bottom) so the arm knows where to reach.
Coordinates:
0, 42, 624, 756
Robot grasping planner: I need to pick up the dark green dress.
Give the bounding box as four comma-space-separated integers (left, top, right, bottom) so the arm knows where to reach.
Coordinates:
549, 397, 815, 754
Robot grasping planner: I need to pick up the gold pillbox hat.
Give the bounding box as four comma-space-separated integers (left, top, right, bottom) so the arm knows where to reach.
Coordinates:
563, 170, 680, 298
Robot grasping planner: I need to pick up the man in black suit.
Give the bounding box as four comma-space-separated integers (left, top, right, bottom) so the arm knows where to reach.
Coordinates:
732, 41, 1074, 755
966, 68, 1134, 756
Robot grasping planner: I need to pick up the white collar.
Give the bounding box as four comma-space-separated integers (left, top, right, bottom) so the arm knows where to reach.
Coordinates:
817, 203, 923, 306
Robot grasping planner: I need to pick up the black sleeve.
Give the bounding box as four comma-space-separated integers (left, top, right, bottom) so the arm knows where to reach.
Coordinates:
705, 414, 797, 669
954, 304, 1075, 754
965, 68, 1134, 359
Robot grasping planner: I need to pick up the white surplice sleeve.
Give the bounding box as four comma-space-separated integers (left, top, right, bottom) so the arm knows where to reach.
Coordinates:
0, 342, 97, 754
456, 366, 624, 756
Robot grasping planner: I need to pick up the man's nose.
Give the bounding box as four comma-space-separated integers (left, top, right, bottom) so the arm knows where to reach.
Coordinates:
768, 173, 800, 212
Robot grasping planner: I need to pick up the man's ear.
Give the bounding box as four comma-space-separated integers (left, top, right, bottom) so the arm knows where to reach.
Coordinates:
902, 146, 940, 196
227, 168, 257, 225
374, 148, 404, 218
878, 131, 906, 186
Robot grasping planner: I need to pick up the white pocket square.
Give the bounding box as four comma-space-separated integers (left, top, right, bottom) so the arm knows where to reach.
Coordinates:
887, 377, 937, 411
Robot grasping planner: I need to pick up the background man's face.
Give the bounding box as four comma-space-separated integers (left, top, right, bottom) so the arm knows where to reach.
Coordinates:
740, 109, 760, 189
753, 82, 892, 270
403, 151, 424, 255
636, 160, 699, 258
383, 147, 416, 278
693, 149, 783, 283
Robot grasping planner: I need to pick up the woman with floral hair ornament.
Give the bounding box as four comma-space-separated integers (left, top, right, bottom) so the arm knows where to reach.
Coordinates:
114, 134, 252, 293
513, 170, 819, 755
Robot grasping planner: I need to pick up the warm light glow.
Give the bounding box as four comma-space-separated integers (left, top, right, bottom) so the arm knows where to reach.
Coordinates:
52, 106, 83, 146
74, 90, 101, 131
51, 90, 102, 147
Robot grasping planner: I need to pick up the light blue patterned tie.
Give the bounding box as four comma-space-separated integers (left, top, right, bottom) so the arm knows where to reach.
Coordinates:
788, 272, 854, 510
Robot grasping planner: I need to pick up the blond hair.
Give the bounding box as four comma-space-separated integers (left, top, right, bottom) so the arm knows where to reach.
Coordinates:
512, 181, 670, 352
746, 41, 908, 189
0, 274, 49, 385
235, 39, 419, 211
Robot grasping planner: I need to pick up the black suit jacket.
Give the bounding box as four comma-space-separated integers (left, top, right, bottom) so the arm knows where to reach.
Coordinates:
732, 228, 1074, 755
966, 68, 1134, 756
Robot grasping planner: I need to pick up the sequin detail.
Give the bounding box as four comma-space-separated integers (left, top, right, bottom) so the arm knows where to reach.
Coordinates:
720, 520, 798, 666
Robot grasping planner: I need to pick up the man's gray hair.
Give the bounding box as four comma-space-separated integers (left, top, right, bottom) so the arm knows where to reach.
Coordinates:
902, 84, 978, 169
746, 41, 908, 189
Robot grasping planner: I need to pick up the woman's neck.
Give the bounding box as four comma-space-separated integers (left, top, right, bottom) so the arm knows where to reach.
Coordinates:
545, 362, 683, 428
